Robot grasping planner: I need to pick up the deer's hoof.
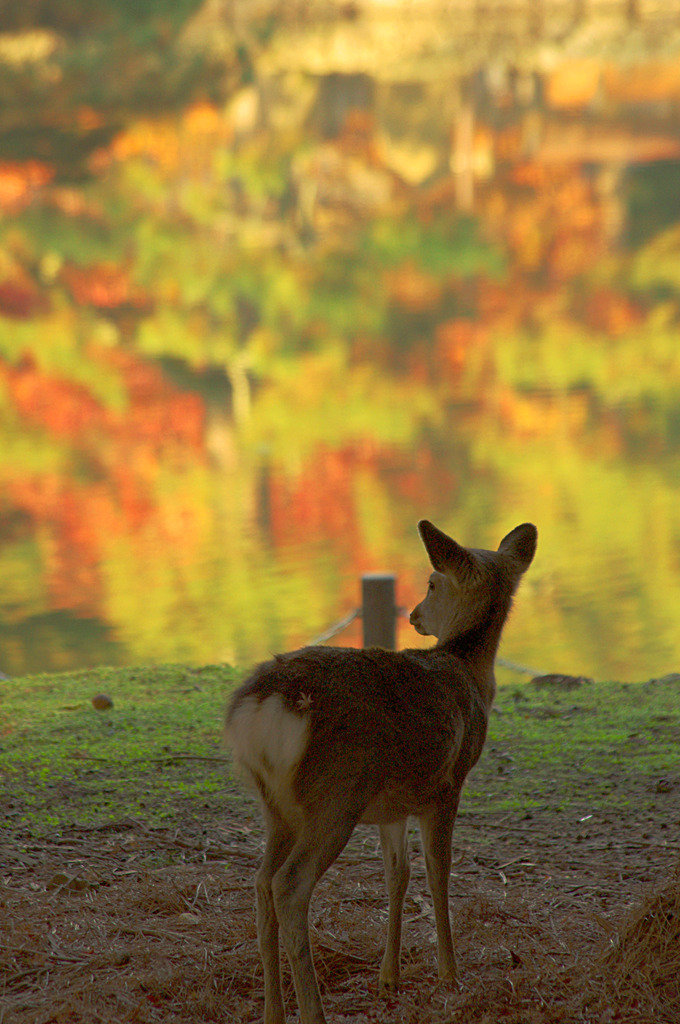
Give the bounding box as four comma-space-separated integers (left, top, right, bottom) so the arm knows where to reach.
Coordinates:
437, 967, 461, 991
378, 975, 400, 997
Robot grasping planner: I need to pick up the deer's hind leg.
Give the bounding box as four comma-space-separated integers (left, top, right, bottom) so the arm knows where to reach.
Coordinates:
272, 798, 366, 1024
378, 819, 410, 993
256, 804, 296, 1024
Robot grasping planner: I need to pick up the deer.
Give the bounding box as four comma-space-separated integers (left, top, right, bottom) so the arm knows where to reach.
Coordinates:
225, 519, 537, 1024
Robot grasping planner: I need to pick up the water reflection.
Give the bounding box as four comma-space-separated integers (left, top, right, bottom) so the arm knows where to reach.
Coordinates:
1, 2, 680, 681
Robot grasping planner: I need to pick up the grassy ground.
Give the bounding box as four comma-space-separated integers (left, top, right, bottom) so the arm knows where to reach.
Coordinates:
2, 663, 680, 839
0, 663, 242, 836
3, 665, 680, 1024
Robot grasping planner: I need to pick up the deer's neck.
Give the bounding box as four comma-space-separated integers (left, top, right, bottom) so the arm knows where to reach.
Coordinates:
437, 622, 502, 661
435, 596, 512, 697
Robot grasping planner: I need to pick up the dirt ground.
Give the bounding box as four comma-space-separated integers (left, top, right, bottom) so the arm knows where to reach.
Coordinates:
2, 791, 680, 1024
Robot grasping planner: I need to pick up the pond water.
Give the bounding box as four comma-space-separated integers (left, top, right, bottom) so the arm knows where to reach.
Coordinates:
1, 1, 680, 681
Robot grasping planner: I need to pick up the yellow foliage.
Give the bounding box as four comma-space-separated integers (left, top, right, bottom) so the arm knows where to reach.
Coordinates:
182, 101, 226, 136
545, 59, 602, 110
112, 121, 180, 171
604, 60, 680, 104
495, 387, 589, 440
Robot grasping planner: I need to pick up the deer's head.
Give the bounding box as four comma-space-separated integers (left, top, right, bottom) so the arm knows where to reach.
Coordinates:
409, 520, 537, 643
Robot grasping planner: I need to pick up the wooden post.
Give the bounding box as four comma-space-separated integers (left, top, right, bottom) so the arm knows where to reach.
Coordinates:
362, 574, 397, 650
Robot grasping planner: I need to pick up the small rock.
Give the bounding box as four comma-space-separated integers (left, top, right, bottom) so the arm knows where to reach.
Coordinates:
92, 693, 114, 711
47, 871, 92, 892
530, 673, 593, 690
178, 912, 201, 925
647, 673, 680, 685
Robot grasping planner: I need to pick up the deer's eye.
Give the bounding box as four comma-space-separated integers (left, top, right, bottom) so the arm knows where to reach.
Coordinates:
428, 580, 435, 592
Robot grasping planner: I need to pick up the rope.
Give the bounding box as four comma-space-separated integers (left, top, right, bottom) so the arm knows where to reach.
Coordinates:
496, 656, 546, 677
310, 608, 361, 646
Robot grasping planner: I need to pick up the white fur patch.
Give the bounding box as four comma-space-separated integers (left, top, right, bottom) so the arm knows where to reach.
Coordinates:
226, 693, 310, 825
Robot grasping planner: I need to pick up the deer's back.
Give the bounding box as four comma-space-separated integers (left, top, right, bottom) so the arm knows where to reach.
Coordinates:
227, 645, 490, 817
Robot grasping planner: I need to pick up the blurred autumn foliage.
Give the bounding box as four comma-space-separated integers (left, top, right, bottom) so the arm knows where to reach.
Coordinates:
1, 0, 680, 678
0, 161, 53, 214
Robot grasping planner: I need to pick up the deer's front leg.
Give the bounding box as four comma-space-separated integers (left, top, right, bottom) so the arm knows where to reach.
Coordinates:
419, 798, 460, 984
256, 809, 295, 1024
378, 820, 410, 993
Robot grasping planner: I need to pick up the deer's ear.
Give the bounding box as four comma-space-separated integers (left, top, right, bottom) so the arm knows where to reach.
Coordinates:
418, 521, 473, 575
497, 523, 537, 570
